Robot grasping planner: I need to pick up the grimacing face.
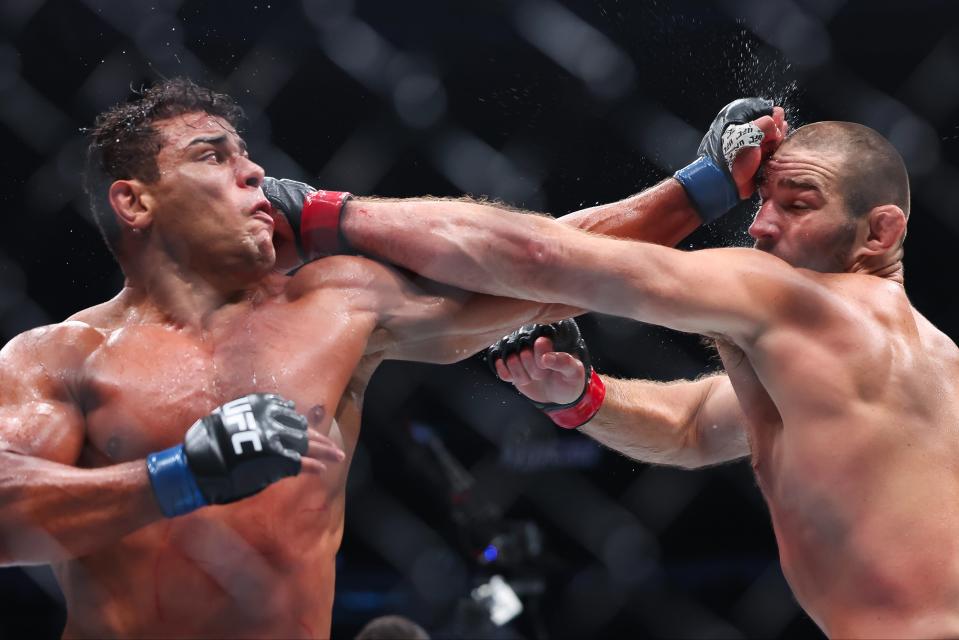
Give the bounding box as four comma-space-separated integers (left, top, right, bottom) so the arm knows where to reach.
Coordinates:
750, 141, 859, 273
139, 112, 274, 278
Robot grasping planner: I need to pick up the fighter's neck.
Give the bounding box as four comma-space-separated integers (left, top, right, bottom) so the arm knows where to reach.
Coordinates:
848, 254, 905, 285
119, 256, 276, 329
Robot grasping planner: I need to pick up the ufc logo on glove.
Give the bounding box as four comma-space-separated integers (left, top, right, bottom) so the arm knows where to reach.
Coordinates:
220, 398, 264, 455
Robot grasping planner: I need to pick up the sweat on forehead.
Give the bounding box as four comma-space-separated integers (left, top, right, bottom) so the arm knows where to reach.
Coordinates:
156, 112, 240, 146
781, 121, 911, 218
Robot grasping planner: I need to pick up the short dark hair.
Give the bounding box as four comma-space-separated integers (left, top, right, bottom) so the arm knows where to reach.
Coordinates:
785, 121, 911, 219
83, 77, 245, 257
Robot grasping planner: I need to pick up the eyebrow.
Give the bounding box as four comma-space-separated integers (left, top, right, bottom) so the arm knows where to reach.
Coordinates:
779, 177, 822, 192
185, 134, 248, 154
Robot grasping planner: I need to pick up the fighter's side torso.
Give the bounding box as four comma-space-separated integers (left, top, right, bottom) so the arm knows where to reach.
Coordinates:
58, 258, 389, 639
717, 274, 959, 637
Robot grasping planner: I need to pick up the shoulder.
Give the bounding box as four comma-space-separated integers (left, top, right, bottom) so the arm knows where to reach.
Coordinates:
1, 321, 105, 377
699, 248, 850, 326
65, 290, 135, 331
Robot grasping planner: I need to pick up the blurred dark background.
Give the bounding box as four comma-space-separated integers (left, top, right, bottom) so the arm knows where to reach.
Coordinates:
2, 0, 959, 637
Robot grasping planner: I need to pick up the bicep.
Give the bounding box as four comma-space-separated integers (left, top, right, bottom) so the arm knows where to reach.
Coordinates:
691, 375, 750, 465
0, 331, 89, 464
540, 233, 823, 342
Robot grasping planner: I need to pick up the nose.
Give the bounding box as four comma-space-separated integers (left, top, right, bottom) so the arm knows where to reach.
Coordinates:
748, 201, 781, 242
237, 155, 265, 189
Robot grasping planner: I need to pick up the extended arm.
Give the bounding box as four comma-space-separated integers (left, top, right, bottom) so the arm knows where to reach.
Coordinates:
266, 100, 785, 265
490, 327, 748, 468
354, 176, 714, 362
266, 100, 787, 357
344, 193, 823, 343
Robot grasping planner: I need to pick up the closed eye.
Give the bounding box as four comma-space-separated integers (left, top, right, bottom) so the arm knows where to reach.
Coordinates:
198, 149, 224, 163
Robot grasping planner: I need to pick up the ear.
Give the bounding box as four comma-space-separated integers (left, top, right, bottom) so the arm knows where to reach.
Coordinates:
862, 205, 906, 254
108, 180, 153, 232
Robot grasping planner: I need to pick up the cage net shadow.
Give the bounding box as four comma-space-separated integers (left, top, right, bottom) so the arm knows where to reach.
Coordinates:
1, 0, 958, 638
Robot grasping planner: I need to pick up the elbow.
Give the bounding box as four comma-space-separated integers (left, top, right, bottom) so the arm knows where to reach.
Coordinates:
669, 432, 712, 470
671, 405, 714, 470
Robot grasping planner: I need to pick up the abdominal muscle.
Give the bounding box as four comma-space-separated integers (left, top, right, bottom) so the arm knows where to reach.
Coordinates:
57, 479, 346, 639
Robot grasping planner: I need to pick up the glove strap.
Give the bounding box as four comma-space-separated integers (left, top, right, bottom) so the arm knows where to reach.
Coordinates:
673, 156, 739, 224
146, 444, 208, 518
544, 371, 606, 429
300, 190, 353, 260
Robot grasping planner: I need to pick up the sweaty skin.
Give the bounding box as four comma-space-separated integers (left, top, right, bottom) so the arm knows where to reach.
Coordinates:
0, 110, 722, 638
335, 135, 959, 637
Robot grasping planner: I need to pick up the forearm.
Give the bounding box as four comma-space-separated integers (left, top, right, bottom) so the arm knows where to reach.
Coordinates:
580, 375, 745, 469
343, 198, 649, 317
0, 451, 161, 565
381, 182, 701, 360
344, 179, 699, 261
388, 294, 583, 364
559, 178, 700, 246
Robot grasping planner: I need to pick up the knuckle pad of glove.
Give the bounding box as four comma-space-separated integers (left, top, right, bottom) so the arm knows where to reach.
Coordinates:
262, 177, 313, 212
721, 97, 773, 124
489, 323, 568, 375
699, 97, 772, 169
550, 319, 582, 351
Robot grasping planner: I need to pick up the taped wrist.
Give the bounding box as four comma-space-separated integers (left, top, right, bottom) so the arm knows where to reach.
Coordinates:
146, 444, 208, 518
543, 370, 606, 429
673, 156, 739, 224
297, 190, 353, 261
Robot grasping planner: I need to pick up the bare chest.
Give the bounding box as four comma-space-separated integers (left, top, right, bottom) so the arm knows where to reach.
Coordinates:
78, 302, 376, 465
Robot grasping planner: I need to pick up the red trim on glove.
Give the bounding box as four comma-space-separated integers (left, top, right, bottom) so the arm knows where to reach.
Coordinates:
545, 371, 606, 429
299, 190, 352, 260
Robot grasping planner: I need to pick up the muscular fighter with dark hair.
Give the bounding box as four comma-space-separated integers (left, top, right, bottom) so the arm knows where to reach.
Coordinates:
0, 77, 783, 637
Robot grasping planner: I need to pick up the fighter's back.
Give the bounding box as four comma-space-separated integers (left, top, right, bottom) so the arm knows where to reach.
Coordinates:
726, 271, 959, 637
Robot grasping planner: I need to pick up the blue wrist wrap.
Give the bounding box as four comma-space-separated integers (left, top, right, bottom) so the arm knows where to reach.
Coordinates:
146, 444, 207, 518
673, 155, 740, 224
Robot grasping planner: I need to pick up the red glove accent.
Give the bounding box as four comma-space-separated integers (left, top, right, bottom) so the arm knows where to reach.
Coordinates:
299, 190, 352, 260
544, 371, 606, 429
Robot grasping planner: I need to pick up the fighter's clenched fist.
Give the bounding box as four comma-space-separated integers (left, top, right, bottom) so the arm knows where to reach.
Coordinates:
487, 319, 604, 429
147, 393, 344, 517
674, 97, 788, 221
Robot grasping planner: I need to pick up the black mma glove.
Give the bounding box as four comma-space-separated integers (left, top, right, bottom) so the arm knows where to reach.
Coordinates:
674, 97, 773, 223
487, 319, 605, 429
261, 176, 353, 261
146, 393, 309, 517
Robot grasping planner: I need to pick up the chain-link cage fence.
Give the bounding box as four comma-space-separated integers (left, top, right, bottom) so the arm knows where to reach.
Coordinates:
2, 0, 958, 637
